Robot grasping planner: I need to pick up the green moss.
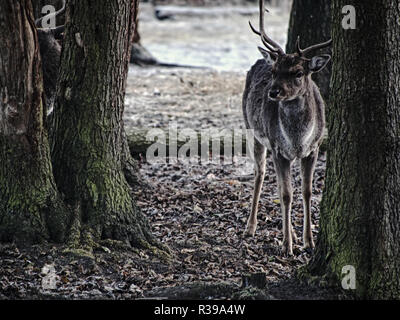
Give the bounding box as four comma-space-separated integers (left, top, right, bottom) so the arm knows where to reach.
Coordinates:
62, 247, 95, 260
87, 181, 99, 207
66, 213, 82, 248
98, 239, 131, 251
135, 238, 173, 263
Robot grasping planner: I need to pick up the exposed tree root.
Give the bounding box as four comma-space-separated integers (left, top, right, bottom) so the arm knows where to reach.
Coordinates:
60, 201, 172, 262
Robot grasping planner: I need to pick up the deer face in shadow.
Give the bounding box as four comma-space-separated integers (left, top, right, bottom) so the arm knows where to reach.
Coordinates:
259, 49, 331, 102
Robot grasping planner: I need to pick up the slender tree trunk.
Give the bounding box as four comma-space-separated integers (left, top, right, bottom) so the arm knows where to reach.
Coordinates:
307, 1, 400, 299
130, 2, 159, 66
286, 0, 331, 102
0, 0, 68, 244
51, 0, 164, 253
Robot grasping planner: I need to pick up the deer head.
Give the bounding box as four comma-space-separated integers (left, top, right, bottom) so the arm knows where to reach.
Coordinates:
250, 0, 332, 101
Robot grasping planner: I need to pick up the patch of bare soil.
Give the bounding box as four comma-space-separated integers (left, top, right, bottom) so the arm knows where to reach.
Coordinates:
125, 68, 246, 130
0, 67, 348, 300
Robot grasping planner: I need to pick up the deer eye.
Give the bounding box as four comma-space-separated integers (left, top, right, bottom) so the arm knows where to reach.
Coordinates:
295, 71, 304, 78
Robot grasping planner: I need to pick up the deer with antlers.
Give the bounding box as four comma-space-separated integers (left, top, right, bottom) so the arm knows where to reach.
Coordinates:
242, 0, 332, 255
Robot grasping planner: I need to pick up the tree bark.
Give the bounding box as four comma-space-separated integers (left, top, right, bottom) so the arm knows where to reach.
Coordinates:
130, 3, 160, 66
51, 0, 165, 253
307, 1, 400, 299
0, 0, 68, 244
286, 0, 331, 102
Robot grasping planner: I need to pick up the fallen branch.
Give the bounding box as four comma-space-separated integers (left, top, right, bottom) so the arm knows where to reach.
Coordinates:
127, 128, 327, 161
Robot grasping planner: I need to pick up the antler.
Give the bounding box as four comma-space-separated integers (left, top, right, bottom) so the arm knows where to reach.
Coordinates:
296, 36, 332, 56
249, 0, 285, 55
35, 0, 66, 27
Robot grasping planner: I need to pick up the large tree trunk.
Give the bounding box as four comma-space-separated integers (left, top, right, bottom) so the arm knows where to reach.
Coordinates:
51, 0, 164, 253
286, 0, 331, 102
307, 1, 400, 299
0, 0, 68, 244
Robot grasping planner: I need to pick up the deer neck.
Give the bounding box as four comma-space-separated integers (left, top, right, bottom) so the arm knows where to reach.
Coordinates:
277, 90, 316, 153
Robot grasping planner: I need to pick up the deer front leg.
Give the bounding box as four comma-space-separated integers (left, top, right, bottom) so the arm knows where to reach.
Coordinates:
272, 151, 294, 256
244, 139, 266, 237
300, 149, 318, 249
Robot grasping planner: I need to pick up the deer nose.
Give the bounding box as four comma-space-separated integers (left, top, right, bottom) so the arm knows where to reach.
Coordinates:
269, 88, 281, 99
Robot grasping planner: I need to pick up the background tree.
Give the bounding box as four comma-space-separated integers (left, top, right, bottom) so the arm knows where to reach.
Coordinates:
0, 0, 68, 243
307, 1, 400, 298
286, 0, 331, 102
51, 0, 165, 254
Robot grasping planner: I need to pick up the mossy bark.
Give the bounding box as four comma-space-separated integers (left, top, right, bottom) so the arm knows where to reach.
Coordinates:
0, 0, 68, 244
286, 0, 331, 102
307, 0, 400, 299
51, 0, 165, 254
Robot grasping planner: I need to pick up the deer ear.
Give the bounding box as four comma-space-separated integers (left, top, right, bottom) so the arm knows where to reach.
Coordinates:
309, 54, 331, 73
258, 47, 277, 65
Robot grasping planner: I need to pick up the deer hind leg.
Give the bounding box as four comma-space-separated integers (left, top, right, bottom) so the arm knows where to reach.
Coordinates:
272, 151, 294, 256
300, 149, 318, 249
244, 139, 266, 237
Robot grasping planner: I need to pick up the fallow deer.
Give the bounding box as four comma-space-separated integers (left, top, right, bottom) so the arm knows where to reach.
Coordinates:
242, 0, 332, 255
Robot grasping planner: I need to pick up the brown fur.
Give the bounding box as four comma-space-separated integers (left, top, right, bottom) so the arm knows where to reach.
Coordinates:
242, 50, 330, 255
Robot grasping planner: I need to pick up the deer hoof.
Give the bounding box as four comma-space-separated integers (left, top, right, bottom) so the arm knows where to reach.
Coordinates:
244, 223, 256, 237
281, 240, 293, 257
291, 229, 298, 244
303, 237, 315, 250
